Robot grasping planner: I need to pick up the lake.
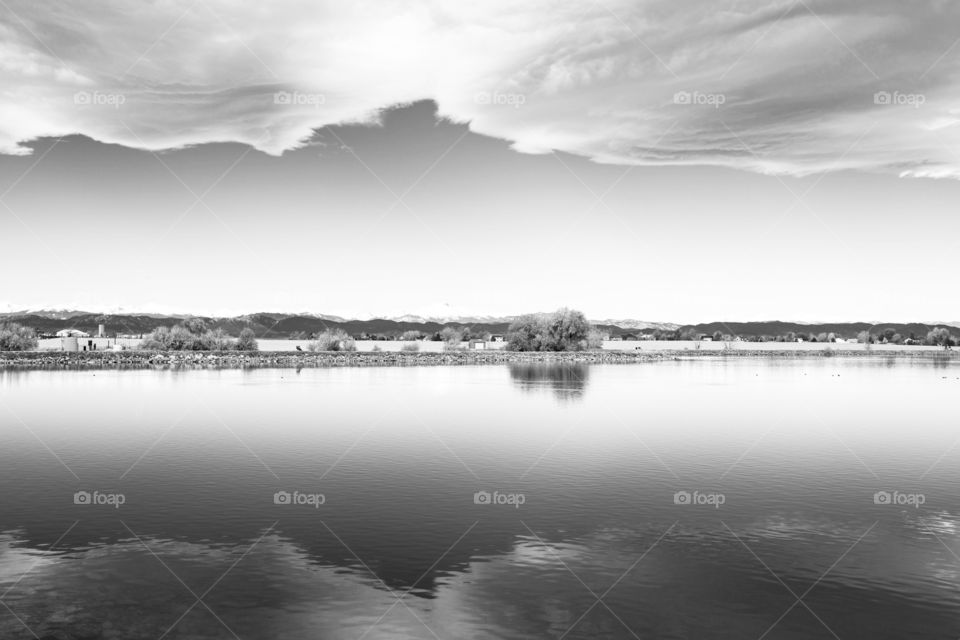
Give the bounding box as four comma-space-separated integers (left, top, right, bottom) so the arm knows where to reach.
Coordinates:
1, 358, 959, 639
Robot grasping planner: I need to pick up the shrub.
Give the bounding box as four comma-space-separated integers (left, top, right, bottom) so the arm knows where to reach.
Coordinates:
400, 330, 423, 341
200, 328, 235, 350
139, 326, 173, 350
401, 342, 420, 352
235, 328, 258, 351
0, 322, 38, 351
308, 329, 356, 352
584, 328, 606, 349
141, 324, 247, 351
168, 325, 198, 350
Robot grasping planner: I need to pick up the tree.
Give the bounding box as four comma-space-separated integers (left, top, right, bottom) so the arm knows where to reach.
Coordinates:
926, 327, 954, 348
506, 314, 547, 351
543, 308, 592, 351
506, 308, 595, 352
857, 330, 872, 344
183, 317, 208, 335
236, 328, 258, 351
0, 322, 38, 351
400, 330, 422, 341
440, 327, 463, 350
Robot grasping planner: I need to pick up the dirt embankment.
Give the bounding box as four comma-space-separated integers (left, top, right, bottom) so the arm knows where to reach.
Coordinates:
0, 349, 955, 370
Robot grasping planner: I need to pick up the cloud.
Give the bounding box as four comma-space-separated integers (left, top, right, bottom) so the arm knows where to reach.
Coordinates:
2, 0, 960, 176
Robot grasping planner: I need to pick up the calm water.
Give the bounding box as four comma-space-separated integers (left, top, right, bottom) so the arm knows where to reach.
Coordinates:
1, 358, 959, 639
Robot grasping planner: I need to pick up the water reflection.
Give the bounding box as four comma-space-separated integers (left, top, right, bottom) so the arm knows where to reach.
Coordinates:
508, 363, 590, 400
2, 361, 960, 639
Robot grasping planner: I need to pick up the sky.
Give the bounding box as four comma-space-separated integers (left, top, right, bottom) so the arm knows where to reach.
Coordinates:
1, 0, 959, 322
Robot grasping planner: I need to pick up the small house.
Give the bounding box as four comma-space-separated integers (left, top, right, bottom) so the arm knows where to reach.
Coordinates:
470, 339, 486, 350
490, 334, 505, 343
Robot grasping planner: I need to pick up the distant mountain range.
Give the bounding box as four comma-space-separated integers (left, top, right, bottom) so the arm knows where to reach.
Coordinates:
2, 310, 957, 340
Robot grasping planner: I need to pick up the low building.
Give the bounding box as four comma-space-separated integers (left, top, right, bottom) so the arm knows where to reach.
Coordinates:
470, 339, 486, 350
61, 336, 115, 352
490, 334, 505, 343
56, 329, 90, 338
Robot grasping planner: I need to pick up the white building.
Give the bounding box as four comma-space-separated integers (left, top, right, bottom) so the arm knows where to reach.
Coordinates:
55, 329, 90, 338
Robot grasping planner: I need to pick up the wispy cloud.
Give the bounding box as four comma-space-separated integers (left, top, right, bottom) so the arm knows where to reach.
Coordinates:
2, 0, 960, 177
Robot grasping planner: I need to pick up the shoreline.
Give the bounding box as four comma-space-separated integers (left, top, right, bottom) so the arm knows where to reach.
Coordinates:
0, 349, 957, 370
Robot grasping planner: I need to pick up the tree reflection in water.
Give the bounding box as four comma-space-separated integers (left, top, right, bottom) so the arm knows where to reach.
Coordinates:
508, 363, 589, 400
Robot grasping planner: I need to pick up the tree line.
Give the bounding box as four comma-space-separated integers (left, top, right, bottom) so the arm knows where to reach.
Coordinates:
139, 318, 259, 351
636, 327, 957, 346
2, 317, 957, 351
